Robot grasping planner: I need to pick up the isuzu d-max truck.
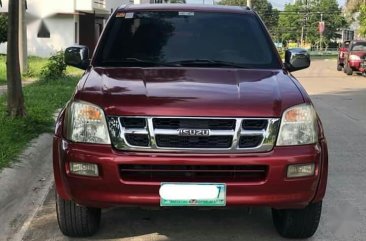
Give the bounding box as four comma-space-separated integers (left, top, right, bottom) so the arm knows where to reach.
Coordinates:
53, 4, 328, 238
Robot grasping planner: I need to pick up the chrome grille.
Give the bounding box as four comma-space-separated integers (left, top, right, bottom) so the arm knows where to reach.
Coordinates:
119, 164, 268, 182
153, 118, 235, 130
155, 135, 233, 148
108, 117, 280, 153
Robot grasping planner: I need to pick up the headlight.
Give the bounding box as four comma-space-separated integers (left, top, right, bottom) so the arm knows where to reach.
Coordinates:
276, 104, 318, 146
66, 101, 110, 144
349, 55, 361, 61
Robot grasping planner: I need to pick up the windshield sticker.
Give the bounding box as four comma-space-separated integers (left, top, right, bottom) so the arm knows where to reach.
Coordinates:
125, 12, 134, 19
179, 12, 194, 16
116, 12, 126, 18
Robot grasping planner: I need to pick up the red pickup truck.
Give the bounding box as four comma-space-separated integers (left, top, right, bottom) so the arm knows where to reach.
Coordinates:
54, 4, 328, 239
344, 40, 366, 75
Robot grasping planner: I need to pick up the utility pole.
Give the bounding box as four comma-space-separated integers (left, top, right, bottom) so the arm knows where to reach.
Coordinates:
300, 0, 309, 47
247, 0, 252, 8
19, 0, 28, 73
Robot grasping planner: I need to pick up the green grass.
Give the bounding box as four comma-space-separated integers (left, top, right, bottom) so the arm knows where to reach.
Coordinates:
0, 55, 6, 84
0, 75, 80, 169
23, 56, 49, 79
0, 55, 49, 85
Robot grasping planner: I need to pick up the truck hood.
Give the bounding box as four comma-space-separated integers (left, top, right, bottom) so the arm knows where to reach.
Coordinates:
76, 67, 305, 117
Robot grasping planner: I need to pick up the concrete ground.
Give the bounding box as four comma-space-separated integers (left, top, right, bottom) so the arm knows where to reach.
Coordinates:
2, 59, 366, 241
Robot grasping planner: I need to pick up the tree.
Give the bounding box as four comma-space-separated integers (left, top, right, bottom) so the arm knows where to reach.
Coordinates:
345, 0, 364, 13
0, 14, 6, 44
359, 4, 366, 37
0, 0, 6, 44
7, 0, 26, 117
278, 0, 347, 46
277, 2, 303, 43
219, 0, 279, 33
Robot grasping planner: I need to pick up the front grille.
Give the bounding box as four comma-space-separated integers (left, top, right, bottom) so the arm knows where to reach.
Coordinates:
242, 119, 268, 130
107, 117, 280, 153
125, 134, 149, 147
239, 136, 263, 148
153, 118, 235, 130
362, 58, 366, 68
121, 118, 146, 128
156, 135, 232, 148
119, 164, 268, 182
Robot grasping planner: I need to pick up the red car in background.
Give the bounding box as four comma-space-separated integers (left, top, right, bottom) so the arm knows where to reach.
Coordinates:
344, 40, 366, 75
337, 40, 350, 71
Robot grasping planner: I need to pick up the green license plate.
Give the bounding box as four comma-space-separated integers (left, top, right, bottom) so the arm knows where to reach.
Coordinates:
160, 183, 226, 207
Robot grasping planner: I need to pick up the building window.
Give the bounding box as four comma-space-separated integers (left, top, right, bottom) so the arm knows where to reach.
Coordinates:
75, 22, 78, 43
37, 21, 50, 38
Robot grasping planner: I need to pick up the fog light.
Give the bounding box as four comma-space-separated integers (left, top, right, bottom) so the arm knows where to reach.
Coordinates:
70, 162, 99, 177
287, 163, 315, 178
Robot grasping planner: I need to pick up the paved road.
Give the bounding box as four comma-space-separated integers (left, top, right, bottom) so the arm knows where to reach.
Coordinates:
18, 59, 366, 240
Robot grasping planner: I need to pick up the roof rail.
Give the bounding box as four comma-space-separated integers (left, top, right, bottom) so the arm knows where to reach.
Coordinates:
242, 6, 251, 10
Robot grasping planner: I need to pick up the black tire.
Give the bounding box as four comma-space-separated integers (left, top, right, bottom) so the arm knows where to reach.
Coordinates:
337, 64, 342, 71
56, 193, 101, 237
345, 64, 353, 75
272, 201, 322, 239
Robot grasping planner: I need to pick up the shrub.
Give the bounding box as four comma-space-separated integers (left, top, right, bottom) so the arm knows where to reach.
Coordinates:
0, 14, 7, 44
277, 49, 285, 60
40, 51, 67, 80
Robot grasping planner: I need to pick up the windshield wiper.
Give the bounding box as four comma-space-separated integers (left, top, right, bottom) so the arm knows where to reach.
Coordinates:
165, 59, 247, 68
101, 58, 172, 67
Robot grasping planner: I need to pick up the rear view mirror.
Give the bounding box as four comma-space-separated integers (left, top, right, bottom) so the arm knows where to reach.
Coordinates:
284, 48, 311, 72
64, 45, 90, 70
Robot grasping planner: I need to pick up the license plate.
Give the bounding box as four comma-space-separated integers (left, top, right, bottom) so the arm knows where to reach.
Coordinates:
160, 183, 226, 206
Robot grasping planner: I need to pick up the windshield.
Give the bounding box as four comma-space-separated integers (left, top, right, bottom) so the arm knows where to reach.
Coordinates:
351, 42, 366, 51
95, 11, 280, 69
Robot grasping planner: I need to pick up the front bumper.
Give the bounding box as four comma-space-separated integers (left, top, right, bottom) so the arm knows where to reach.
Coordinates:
349, 60, 362, 70
53, 137, 328, 209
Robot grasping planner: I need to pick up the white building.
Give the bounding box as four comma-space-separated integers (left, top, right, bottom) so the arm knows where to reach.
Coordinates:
0, 0, 130, 57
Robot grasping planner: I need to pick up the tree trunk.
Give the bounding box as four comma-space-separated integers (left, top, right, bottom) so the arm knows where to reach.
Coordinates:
7, 0, 26, 117
19, 0, 28, 73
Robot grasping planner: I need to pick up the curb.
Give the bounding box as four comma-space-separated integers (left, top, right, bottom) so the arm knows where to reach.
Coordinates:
0, 133, 54, 241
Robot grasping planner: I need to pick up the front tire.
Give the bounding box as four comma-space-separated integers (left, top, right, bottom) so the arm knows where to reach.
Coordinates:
56, 193, 101, 237
345, 64, 353, 75
272, 201, 322, 239
337, 64, 342, 71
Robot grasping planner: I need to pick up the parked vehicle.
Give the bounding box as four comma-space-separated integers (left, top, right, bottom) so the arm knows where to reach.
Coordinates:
344, 40, 366, 75
337, 40, 350, 71
54, 4, 328, 239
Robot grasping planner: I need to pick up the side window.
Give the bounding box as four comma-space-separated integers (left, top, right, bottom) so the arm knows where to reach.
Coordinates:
37, 21, 50, 38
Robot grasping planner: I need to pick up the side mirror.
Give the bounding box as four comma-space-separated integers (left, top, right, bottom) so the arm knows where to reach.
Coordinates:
284, 48, 310, 72
64, 45, 90, 70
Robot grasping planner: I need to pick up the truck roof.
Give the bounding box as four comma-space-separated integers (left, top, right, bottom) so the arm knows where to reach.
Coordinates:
118, 4, 252, 14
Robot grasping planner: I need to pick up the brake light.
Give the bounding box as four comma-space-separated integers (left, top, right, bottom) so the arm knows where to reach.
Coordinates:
349, 55, 361, 61
339, 47, 347, 52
